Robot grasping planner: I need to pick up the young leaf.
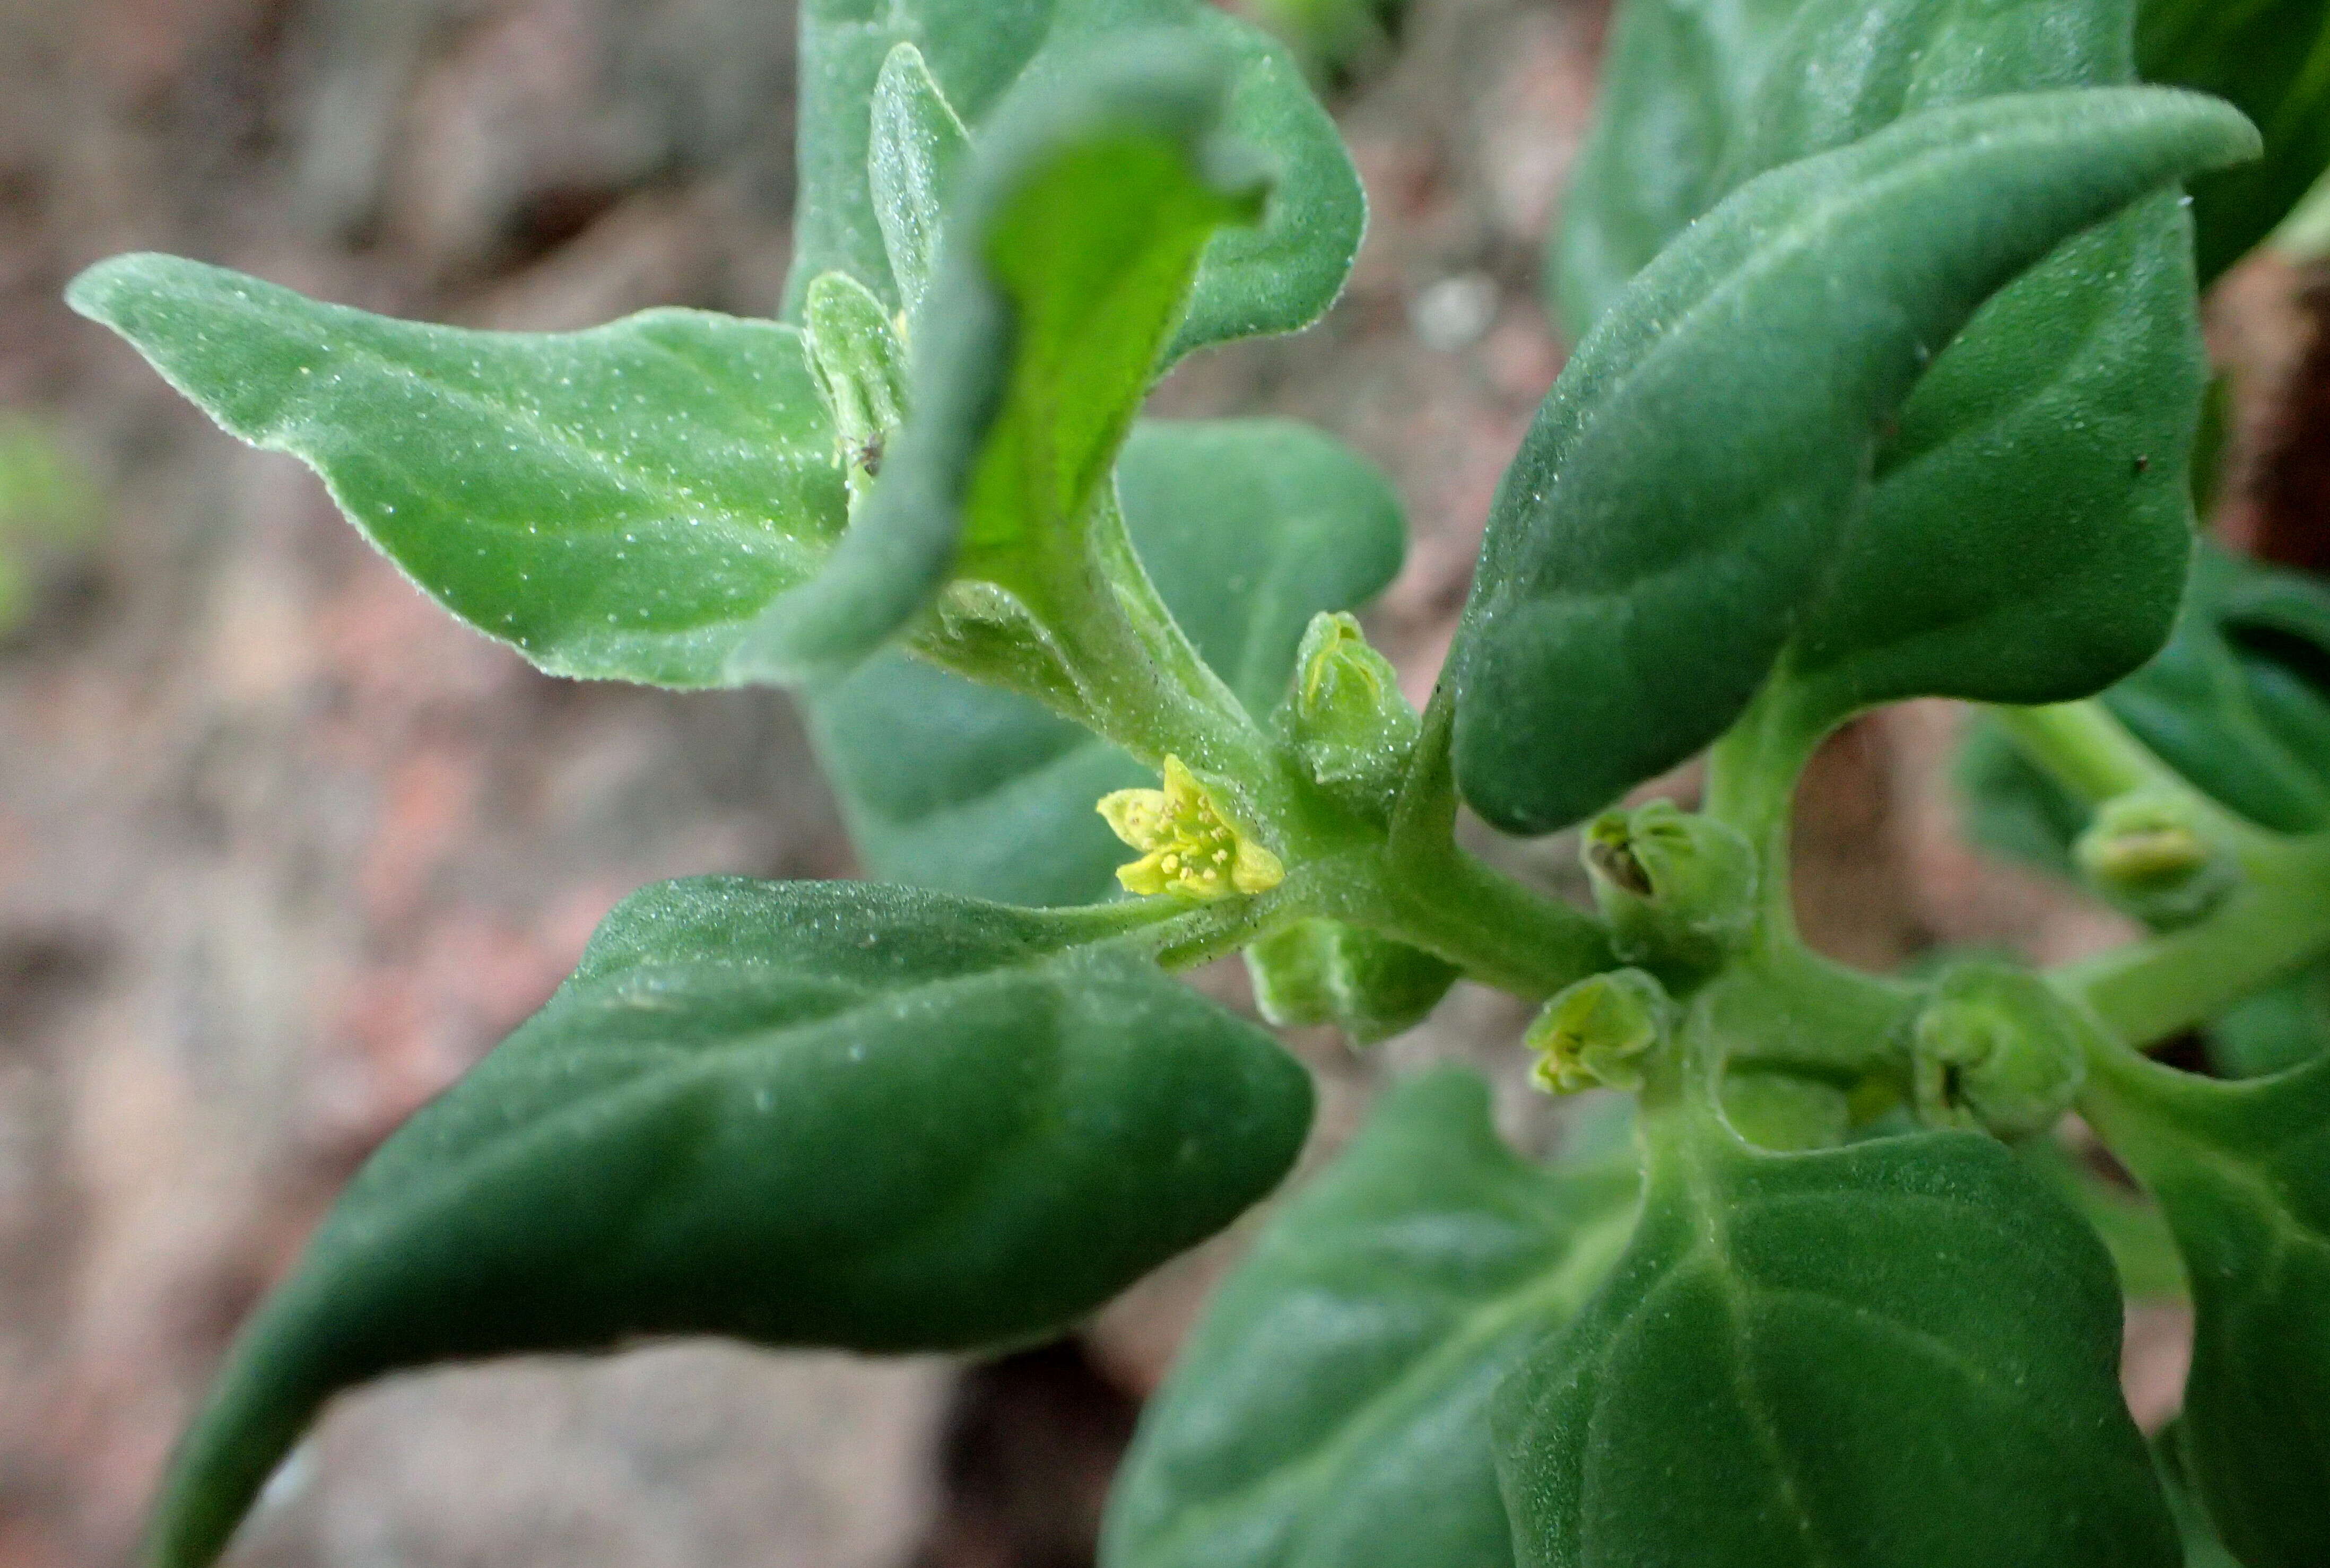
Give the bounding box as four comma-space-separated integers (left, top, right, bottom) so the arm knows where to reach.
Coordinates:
1546, 0, 1800, 338
1494, 1113, 2180, 1567
1719, 0, 2209, 717
2084, 1048, 2330, 1568
145, 878, 1312, 1568
1449, 88, 2259, 834
807, 418, 1407, 905
792, 0, 1363, 363
870, 43, 972, 319
732, 41, 1271, 685
66, 255, 846, 687
1102, 1068, 1639, 1568
2136, 0, 2330, 283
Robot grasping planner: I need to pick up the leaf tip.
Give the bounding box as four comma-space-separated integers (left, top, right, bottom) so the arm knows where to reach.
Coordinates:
64, 251, 170, 327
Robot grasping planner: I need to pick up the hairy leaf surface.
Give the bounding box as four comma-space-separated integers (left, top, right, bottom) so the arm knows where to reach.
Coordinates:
1450, 87, 2258, 833
2137, 0, 2330, 282
810, 419, 1405, 904
1494, 1112, 2179, 1567
67, 255, 845, 687
1103, 1069, 1638, 1568
146, 878, 1312, 1568
2085, 1049, 2330, 1568
733, 42, 1270, 684
1723, 0, 2207, 716
793, 0, 1362, 362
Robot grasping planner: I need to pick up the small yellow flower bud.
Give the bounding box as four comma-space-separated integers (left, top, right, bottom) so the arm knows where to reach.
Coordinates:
1526, 969, 1675, 1096
1098, 756, 1285, 902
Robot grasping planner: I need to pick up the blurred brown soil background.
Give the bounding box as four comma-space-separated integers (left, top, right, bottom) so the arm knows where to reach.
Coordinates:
0, 1, 2323, 1564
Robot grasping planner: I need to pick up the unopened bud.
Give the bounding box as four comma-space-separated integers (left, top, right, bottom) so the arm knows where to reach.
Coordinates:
804, 271, 910, 512
1911, 963, 2088, 1140
1246, 918, 1459, 1046
2073, 790, 2237, 929
1582, 801, 1757, 977
1526, 968, 1675, 1096
1280, 612, 1421, 815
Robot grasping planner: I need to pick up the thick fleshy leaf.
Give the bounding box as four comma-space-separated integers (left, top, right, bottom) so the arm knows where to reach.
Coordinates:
807, 417, 1406, 904
145, 878, 1312, 1568
733, 41, 1269, 684
1718, 0, 2206, 715
1449, 87, 2259, 833
2137, 0, 2330, 283
1546, 0, 1799, 338
66, 254, 845, 687
791, 0, 1363, 363
1493, 1111, 2179, 1567
1102, 1068, 1639, 1568
2083, 1048, 2330, 1568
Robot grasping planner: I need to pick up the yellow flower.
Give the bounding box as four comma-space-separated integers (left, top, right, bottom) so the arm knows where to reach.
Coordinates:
1097, 756, 1285, 901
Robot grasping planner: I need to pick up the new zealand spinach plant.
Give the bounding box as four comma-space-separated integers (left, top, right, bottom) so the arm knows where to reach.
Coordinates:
66, 0, 2330, 1563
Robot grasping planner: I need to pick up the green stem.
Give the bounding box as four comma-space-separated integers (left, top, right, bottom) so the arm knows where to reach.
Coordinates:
1371, 687, 1615, 996
1692, 678, 1923, 1085
1988, 700, 2170, 804
1989, 698, 2265, 851
1701, 677, 1830, 948
1120, 839, 1615, 1001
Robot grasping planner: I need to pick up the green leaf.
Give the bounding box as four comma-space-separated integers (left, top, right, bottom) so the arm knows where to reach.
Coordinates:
1494, 1111, 2180, 1567
806, 418, 1406, 904
792, 0, 1363, 363
2110, 543, 2330, 835
2085, 1048, 2330, 1568
870, 43, 973, 320
2137, 0, 2330, 283
1450, 88, 2260, 834
1546, 0, 1799, 338
146, 877, 1312, 1568
733, 40, 1270, 685
65, 254, 846, 687
1101, 1068, 1639, 1568
1553, 0, 2215, 717
1732, 0, 2206, 715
